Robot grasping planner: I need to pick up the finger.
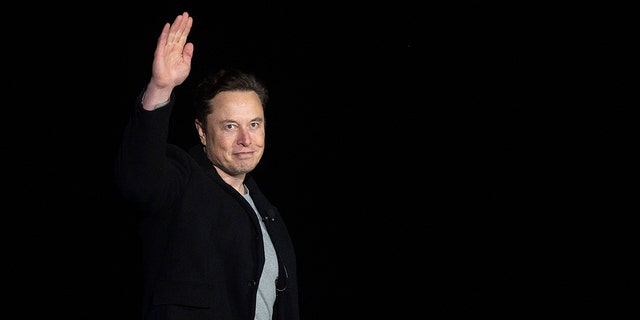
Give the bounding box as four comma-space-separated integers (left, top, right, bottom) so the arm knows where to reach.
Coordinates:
168, 12, 192, 45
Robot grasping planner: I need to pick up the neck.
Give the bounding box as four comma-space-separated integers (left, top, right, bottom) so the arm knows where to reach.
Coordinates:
214, 165, 246, 194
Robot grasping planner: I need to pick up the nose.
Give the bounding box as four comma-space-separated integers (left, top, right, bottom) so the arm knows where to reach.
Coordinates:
237, 128, 252, 146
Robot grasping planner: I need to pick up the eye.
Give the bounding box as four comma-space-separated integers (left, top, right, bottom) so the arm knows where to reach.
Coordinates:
250, 122, 260, 129
225, 124, 236, 130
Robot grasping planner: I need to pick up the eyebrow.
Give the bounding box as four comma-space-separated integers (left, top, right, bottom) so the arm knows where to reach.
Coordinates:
218, 117, 264, 124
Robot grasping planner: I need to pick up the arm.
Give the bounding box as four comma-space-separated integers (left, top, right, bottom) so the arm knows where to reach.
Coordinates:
142, 12, 194, 110
115, 12, 195, 211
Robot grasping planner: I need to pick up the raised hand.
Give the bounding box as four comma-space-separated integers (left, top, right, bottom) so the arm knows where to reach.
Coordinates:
143, 12, 194, 110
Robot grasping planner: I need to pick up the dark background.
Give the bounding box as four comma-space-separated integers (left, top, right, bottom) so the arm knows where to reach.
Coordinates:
15, 1, 633, 318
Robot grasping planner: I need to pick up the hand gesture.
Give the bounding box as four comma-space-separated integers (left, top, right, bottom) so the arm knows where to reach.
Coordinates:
143, 12, 194, 109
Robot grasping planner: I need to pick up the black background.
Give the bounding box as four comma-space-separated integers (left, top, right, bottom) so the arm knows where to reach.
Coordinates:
13, 1, 633, 318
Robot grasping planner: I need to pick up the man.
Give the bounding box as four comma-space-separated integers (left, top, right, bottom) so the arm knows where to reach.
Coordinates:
115, 12, 300, 320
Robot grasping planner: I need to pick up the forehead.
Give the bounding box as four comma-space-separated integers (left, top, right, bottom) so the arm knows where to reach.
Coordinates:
209, 91, 264, 119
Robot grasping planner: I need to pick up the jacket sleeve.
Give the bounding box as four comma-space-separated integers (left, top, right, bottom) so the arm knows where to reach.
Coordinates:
114, 89, 189, 214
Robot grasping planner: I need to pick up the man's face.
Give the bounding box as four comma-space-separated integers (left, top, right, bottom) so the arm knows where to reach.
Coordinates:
197, 90, 265, 177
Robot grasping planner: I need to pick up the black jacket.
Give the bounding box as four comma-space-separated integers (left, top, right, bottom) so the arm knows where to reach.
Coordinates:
115, 92, 299, 320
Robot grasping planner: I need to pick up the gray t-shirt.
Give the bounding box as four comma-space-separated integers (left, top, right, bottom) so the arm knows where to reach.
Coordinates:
243, 187, 278, 320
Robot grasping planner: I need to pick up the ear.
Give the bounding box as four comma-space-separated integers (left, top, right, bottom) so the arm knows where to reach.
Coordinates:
194, 119, 207, 145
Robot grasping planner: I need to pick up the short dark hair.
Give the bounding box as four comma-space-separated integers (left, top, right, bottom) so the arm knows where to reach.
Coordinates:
193, 68, 269, 126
